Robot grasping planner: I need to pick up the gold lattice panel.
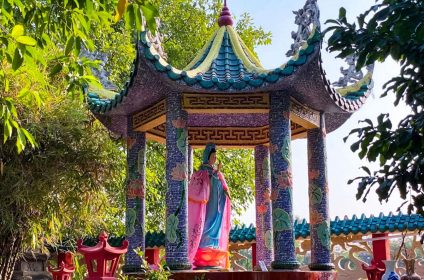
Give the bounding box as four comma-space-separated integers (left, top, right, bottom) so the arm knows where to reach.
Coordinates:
133, 99, 167, 131
183, 93, 269, 113
147, 123, 307, 147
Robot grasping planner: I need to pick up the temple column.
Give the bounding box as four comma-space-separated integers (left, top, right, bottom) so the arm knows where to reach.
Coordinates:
254, 145, 273, 268
165, 93, 191, 270
307, 113, 334, 271
269, 93, 299, 270
124, 121, 146, 273
188, 145, 193, 179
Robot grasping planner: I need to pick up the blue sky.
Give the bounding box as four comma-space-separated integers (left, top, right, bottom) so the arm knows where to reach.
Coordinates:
225, 0, 410, 223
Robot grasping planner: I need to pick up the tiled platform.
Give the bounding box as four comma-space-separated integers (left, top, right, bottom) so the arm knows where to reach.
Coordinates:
135, 271, 338, 280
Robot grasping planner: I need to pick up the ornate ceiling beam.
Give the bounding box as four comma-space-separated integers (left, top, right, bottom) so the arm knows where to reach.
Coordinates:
146, 123, 307, 148
133, 99, 167, 131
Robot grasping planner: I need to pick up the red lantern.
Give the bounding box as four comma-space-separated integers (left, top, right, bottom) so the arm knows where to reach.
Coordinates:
48, 252, 75, 280
77, 232, 128, 280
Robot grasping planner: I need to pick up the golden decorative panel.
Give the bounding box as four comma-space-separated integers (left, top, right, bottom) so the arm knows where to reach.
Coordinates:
132, 99, 167, 131
290, 100, 320, 129
183, 93, 269, 113
147, 123, 306, 147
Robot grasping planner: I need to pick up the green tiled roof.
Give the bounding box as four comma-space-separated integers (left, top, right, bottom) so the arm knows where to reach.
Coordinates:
141, 26, 321, 91
84, 57, 138, 114
50, 213, 424, 252
230, 224, 256, 243
295, 212, 424, 239
143, 213, 424, 246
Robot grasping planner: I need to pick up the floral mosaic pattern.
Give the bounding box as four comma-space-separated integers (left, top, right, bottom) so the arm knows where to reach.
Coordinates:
164, 99, 191, 269
309, 183, 323, 205
317, 220, 331, 248
127, 178, 145, 199
281, 138, 291, 164
277, 170, 293, 189
166, 214, 179, 244
264, 230, 273, 250
307, 125, 332, 268
254, 145, 273, 266
173, 117, 187, 155
310, 209, 324, 225
126, 208, 137, 237
171, 163, 187, 181
273, 208, 292, 231
137, 148, 145, 174
125, 130, 146, 268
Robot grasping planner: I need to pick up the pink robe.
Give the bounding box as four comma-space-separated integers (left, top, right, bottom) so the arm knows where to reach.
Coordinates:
188, 170, 231, 268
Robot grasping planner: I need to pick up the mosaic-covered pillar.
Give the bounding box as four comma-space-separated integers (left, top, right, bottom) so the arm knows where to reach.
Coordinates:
165, 93, 191, 270
124, 122, 146, 273
188, 145, 193, 179
307, 113, 334, 271
254, 145, 273, 267
269, 93, 300, 270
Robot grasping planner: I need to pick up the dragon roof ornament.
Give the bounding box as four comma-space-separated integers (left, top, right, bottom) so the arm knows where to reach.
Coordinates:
81, 49, 118, 92
332, 55, 374, 88
286, 0, 320, 57
145, 17, 168, 60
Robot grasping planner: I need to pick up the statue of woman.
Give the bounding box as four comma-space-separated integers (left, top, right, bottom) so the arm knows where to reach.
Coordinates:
188, 143, 231, 269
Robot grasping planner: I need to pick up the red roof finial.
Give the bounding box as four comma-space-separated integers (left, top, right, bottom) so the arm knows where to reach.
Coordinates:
218, 0, 233, 27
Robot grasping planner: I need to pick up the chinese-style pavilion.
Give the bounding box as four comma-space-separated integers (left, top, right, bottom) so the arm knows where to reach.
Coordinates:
85, 0, 374, 276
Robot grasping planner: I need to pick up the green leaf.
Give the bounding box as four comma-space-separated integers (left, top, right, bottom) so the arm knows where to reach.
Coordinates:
49, 63, 63, 77
16, 36, 37, 46
65, 36, 74, 56
4, 120, 12, 142
21, 128, 37, 148
16, 127, 27, 152
12, 48, 23, 71
11, 25, 24, 38
115, 0, 128, 22
339, 7, 346, 20
141, 3, 158, 32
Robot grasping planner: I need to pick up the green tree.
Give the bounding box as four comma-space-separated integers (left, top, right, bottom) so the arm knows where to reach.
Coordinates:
0, 88, 127, 279
0, 0, 157, 279
0, 0, 157, 153
325, 0, 424, 213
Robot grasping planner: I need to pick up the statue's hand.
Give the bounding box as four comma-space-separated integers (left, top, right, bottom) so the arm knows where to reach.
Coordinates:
217, 162, 222, 172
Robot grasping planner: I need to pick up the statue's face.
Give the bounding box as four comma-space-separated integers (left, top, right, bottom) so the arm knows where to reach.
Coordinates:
208, 152, 217, 165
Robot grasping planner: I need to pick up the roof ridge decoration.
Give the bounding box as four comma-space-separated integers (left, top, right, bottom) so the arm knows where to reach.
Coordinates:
145, 17, 168, 60
218, 0, 234, 27
332, 55, 375, 99
286, 0, 320, 57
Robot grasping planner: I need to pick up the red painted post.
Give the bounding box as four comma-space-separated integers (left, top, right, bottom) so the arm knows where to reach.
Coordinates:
77, 232, 128, 280
251, 243, 257, 269
372, 233, 390, 262
48, 252, 75, 280
145, 248, 160, 265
